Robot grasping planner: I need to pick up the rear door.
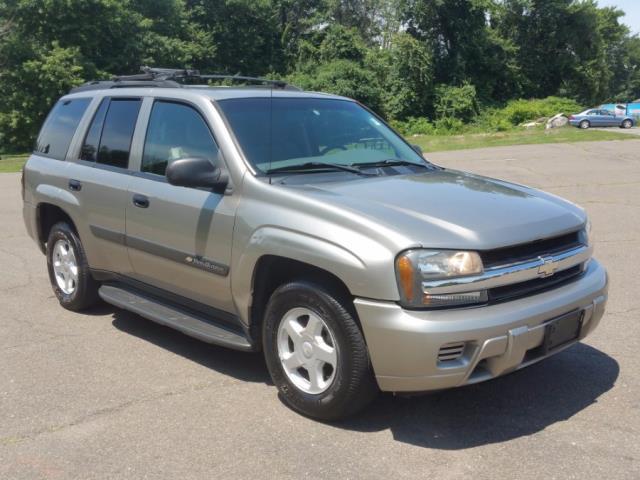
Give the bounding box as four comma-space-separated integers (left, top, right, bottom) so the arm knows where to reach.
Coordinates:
586, 110, 605, 126
65, 96, 142, 275
601, 110, 618, 126
125, 99, 238, 312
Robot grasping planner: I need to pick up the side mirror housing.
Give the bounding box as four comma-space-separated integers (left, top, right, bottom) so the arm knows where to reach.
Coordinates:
412, 144, 423, 156
166, 156, 228, 192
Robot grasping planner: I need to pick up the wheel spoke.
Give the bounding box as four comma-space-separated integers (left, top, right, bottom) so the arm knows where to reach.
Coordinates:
283, 318, 304, 343
307, 361, 324, 391
304, 314, 323, 337
281, 353, 303, 371
315, 342, 337, 367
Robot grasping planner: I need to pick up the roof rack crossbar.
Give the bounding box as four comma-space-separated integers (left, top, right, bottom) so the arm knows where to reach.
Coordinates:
113, 67, 294, 90
70, 67, 300, 93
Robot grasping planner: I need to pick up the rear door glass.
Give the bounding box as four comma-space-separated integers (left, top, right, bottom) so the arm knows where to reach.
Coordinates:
80, 98, 109, 162
90, 98, 141, 169
35, 98, 91, 160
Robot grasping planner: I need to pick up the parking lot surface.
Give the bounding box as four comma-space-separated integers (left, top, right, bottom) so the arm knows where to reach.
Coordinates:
1, 140, 639, 479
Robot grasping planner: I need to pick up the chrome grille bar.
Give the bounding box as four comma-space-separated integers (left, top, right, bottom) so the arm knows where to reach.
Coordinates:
422, 244, 592, 295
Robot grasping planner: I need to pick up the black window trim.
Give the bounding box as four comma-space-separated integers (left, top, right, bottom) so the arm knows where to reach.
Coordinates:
33, 97, 93, 161
138, 97, 223, 183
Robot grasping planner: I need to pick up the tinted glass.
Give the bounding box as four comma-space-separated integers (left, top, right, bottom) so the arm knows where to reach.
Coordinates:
80, 98, 109, 162
35, 98, 91, 160
217, 98, 424, 173
96, 99, 141, 169
142, 101, 218, 176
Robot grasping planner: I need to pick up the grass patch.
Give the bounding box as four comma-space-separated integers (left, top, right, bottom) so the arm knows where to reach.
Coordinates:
412, 127, 637, 153
0, 153, 29, 173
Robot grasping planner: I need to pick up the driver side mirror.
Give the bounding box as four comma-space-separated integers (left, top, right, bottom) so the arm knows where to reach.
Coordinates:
166, 156, 229, 192
412, 144, 424, 156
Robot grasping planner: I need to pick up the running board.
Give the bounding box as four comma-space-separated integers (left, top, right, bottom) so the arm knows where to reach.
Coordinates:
98, 284, 254, 351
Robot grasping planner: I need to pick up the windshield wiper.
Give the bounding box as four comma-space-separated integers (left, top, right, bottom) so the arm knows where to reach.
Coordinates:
351, 159, 430, 169
265, 162, 376, 176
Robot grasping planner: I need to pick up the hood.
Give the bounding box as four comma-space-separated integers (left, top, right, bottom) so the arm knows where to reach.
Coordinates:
288, 169, 586, 251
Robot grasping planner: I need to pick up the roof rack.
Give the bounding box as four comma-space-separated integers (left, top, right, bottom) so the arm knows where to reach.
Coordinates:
70, 66, 300, 93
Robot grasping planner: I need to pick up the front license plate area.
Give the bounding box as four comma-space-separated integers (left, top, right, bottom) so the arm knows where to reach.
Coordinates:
543, 310, 584, 353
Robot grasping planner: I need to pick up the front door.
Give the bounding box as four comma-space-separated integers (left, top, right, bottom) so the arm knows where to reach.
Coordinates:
125, 100, 237, 312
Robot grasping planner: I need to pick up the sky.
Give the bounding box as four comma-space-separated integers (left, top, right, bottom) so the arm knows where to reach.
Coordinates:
597, 0, 640, 34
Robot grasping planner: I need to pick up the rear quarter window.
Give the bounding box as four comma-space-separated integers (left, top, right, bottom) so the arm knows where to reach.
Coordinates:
35, 98, 91, 160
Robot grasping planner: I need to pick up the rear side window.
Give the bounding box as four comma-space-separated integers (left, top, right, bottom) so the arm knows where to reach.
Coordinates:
80, 98, 109, 162
96, 99, 141, 169
35, 98, 91, 160
141, 101, 219, 176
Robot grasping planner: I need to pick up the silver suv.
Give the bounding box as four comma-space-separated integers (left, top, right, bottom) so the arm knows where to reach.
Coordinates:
22, 68, 608, 420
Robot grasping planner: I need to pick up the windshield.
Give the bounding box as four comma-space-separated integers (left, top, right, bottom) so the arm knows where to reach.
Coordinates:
216, 97, 426, 174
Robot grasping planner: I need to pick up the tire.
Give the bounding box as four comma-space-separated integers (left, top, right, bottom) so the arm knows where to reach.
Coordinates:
579, 120, 590, 129
622, 119, 633, 129
46, 222, 99, 311
262, 281, 378, 420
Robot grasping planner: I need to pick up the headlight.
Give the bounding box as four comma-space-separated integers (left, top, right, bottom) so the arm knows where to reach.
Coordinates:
579, 219, 592, 246
395, 250, 486, 308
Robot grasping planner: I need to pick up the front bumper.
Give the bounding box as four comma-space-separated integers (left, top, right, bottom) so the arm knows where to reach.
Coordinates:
355, 259, 608, 392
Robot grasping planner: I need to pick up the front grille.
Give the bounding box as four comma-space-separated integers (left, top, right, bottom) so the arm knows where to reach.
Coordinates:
488, 265, 583, 303
438, 342, 466, 362
480, 231, 582, 268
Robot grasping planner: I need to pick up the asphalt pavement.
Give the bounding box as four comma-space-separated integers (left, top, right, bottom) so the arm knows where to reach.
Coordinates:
1, 139, 639, 479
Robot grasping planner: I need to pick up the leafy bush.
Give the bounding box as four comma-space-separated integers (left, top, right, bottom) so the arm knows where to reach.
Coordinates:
434, 83, 479, 122
389, 117, 435, 136
500, 97, 583, 125
434, 117, 465, 134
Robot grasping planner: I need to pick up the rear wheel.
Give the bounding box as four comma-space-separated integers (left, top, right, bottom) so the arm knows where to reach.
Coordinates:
263, 281, 378, 420
46, 222, 99, 311
579, 120, 590, 129
622, 119, 633, 129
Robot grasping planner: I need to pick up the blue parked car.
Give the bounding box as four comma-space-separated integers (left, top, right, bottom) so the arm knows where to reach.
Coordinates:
569, 108, 635, 129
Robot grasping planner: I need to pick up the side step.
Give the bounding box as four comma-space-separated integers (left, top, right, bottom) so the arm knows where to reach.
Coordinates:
98, 284, 254, 351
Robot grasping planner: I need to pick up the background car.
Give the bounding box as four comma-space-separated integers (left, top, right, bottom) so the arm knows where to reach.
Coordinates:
569, 109, 635, 129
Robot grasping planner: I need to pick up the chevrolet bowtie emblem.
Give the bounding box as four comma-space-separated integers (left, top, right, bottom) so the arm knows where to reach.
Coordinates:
537, 256, 557, 277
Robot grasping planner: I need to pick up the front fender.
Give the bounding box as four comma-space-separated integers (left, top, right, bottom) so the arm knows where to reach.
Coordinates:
231, 226, 399, 326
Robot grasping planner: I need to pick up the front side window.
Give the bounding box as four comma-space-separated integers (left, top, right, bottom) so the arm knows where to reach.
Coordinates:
142, 101, 219, 176
35, 98, 91, 160
217, 98, 425, 174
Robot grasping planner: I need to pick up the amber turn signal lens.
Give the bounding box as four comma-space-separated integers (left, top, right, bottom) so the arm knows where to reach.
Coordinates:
397, 255, 415, 302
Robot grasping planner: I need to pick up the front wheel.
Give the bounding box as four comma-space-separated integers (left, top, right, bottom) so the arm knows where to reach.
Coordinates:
622, 119, 633, 129
263, 282, 378, 420
579, 120, 590, 129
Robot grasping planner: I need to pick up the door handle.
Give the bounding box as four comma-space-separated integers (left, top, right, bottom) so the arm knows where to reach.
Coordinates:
132, 194, 150, 208
68, 179, 82, 191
